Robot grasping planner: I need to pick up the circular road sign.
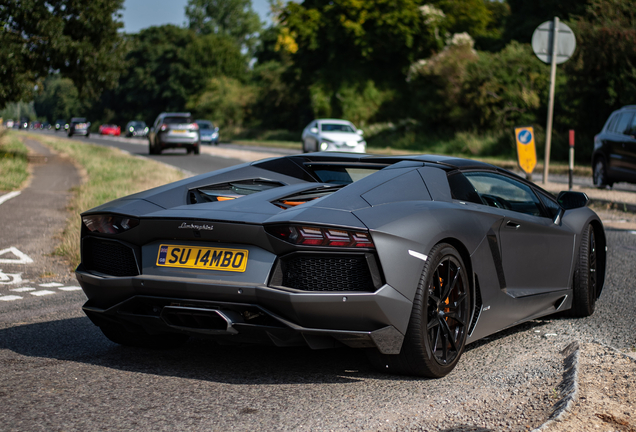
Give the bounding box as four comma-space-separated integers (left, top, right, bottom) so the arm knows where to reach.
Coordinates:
517, 129, 533, 145
532, 20, 576, 64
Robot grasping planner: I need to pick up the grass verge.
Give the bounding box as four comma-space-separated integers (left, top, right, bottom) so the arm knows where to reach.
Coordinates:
0, 130, 30, 191
26, 132, 185, 268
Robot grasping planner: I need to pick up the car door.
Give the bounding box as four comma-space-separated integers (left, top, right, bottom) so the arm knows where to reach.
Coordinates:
620, 112, 636, 181
607, 112, 634, 174
464, 172, 575, 297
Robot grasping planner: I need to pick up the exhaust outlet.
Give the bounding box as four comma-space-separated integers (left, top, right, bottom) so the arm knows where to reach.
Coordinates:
161, 306, 240, 335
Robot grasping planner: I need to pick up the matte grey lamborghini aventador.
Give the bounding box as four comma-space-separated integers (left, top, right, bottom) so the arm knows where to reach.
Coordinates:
76, 153, 606, 377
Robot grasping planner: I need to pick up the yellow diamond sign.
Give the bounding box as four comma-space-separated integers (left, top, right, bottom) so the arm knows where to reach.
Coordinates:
515, 126, 537, 175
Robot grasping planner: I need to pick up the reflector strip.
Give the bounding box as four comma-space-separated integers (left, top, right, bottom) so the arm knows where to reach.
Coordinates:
408, 250, 428, 261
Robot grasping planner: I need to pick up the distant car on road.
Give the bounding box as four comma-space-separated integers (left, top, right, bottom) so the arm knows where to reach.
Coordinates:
54, 119, 67, 132
99, 124, 121, 136
593, 105, 636, 188
5, 119, 14, 128
148, 112, 200, 155
302, 119, 367, 153
125, 121, 148, 137
195, 120, 219, 145
68, 117, 91, 138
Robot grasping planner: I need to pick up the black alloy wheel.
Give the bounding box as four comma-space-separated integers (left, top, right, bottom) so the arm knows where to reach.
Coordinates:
570, 224, 598, 317
367, 243, 471, 377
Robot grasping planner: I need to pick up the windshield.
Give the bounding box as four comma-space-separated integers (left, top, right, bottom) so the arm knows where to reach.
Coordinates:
308, 165, 382, 184
130, 122, 146, 128
164, 116, 192, 124
321, 123, 355, 133
196, 121, 213, 129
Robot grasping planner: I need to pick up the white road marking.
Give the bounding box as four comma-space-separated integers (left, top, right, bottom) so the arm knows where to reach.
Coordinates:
0, 295, 23, 301
0, 247, 34, 264
0, 270, 25, 285
58, 286, 82, 291
408, 250, 428, 261
30, 290, 55, 296
10, 287, 35, 292
39, 282, 64, 287
0, 191, 21, 206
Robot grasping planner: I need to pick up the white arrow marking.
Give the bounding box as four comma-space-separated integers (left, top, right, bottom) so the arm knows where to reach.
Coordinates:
0, 191, 21, 206
0, 247, 34, 264
30, 290, 56, 296
39, 282, 64, 287
0, 270, 24, 285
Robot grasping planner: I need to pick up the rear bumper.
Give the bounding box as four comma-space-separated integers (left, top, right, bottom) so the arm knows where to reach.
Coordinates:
76, 265, 410, 354
159, 133, 199, 145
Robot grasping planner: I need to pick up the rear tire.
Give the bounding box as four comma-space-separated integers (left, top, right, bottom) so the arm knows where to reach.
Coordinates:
593, 159, 612, 188
367, 243, 471, 377
99, 322, 189, 349
570, 224, 598, 317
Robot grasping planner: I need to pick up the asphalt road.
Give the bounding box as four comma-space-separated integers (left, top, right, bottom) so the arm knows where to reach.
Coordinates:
33, 129, 299, 176
1, 130, 635, 431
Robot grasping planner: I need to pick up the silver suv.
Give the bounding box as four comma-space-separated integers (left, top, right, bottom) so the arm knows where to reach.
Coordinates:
148, 112, 200, 155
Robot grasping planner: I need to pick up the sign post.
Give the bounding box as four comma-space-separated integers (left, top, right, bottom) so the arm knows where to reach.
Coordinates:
514, 126, 537, 180
532, 18, 576, 184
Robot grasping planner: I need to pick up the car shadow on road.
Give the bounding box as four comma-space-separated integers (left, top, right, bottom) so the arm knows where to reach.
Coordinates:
0, 316, 378, 384
0, 315, 554, 386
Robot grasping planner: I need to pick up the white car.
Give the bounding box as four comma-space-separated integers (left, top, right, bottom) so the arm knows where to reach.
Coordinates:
301, 119, 366, 153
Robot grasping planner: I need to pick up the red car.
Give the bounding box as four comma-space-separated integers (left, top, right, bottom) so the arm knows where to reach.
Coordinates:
99, 124, 121, 136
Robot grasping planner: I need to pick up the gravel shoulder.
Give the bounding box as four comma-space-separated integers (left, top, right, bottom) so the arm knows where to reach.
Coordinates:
542, 343, 636, 432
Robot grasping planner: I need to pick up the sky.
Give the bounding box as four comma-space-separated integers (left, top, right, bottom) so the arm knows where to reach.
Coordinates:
121, 0, 273, 34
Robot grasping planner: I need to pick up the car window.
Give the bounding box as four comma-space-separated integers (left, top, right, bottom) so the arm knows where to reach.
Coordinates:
613, 113, 634, 135
464, 172, 543, 217
196, 121, 213, 129
628, 114, 636, 136
164, 116, 192, 124
447, 172, 483, 204
321, 123, 355, 133
537, 191, 561, 219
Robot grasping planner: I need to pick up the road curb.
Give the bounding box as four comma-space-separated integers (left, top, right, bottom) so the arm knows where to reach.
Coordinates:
532, 341, 580, 432
587, 198, 636, 213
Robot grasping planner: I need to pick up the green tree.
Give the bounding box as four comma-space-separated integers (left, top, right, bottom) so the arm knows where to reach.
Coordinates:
0, 0, 126, 108
186, 0, 262, 54
278, 0, 438, 123
460, 41, 550, 131
107, 25, 247, 125
33, 75, 81, 123
504, 0, 591, 44
187, 76, 256, 129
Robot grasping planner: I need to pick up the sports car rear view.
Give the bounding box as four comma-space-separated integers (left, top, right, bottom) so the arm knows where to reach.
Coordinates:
75, 153, 606, 377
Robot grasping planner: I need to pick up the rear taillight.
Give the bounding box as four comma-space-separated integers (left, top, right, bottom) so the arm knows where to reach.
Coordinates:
190, 123, 199, 130
266, 225, 374, 248
160, 124, 168, 131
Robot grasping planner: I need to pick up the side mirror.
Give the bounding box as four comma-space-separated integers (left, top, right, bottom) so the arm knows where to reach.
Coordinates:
310, 127, 319, 134
357, 129, 364, 135
557, 191, 589, 210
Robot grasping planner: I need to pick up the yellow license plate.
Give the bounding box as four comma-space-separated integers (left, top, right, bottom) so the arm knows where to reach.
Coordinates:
156, 245, 248, 272
171, 129, 187, 133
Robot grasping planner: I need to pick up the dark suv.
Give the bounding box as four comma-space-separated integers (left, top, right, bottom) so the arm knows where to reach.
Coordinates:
593, 105, 636, 187
148, 112, 200, 155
